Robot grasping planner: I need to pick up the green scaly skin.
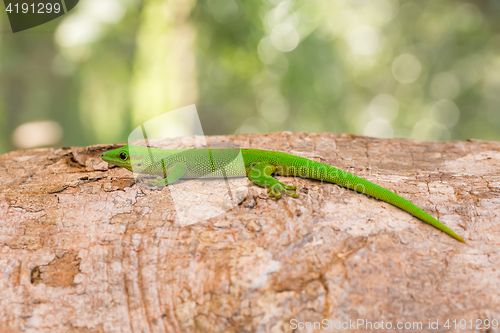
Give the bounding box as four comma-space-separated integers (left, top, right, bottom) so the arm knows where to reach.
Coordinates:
101, 145, 465, 242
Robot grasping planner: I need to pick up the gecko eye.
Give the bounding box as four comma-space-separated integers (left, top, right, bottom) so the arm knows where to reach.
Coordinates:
119, 152, 128, 160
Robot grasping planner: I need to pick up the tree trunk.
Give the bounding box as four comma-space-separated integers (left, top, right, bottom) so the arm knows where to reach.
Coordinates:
1, 133, 499, 333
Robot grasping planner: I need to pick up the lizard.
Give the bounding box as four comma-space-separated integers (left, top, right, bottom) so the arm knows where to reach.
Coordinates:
101, 144, 465, 242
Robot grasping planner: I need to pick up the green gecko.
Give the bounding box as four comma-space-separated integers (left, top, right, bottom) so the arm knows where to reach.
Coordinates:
101, 144, 465, 242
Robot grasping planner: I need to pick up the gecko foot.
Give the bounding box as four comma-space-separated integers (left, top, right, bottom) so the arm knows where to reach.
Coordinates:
147, 177, 167, 187
267, 182, 299, 199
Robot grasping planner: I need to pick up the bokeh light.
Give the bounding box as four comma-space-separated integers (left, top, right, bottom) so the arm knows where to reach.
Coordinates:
392, 54, 422, 84
1, 0, 499, 153
12, 121, 63, 149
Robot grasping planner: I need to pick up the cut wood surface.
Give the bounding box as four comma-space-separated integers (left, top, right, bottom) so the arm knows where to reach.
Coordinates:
1, 132, 499, 333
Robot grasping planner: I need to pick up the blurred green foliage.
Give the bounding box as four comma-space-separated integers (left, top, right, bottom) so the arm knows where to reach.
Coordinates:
0, 0, 499, 153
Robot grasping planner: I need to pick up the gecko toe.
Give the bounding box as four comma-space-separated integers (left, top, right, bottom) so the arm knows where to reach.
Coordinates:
266, 183, 298, 199
147, 177, 166, 187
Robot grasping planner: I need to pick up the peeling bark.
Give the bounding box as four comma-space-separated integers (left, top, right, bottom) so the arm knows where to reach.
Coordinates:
0, 133, 499, 333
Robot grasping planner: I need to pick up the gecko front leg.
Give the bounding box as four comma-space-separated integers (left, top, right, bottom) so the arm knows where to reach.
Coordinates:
147, 163, 187, 187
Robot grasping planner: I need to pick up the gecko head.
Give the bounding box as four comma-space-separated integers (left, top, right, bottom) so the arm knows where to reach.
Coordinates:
102, 145, 153, 173
101, 145, 133, 171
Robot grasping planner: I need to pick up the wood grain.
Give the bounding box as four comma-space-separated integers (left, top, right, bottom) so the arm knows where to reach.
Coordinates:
0, 133, 499, 333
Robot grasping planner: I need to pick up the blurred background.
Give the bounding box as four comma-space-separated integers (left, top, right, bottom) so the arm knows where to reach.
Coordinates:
0, 0, 499, 153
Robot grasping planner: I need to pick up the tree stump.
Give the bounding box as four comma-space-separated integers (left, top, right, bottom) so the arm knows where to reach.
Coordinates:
1, 133, 499, 333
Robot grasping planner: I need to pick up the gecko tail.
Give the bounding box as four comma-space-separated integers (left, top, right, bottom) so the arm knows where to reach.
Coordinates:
310, 161, 466, 243
352, 177, 466, 242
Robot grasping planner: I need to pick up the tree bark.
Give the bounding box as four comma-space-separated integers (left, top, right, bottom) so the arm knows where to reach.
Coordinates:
1, 132, 499, 333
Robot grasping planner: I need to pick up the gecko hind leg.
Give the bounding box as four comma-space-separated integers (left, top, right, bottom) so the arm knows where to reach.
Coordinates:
248, 162, 298, 199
